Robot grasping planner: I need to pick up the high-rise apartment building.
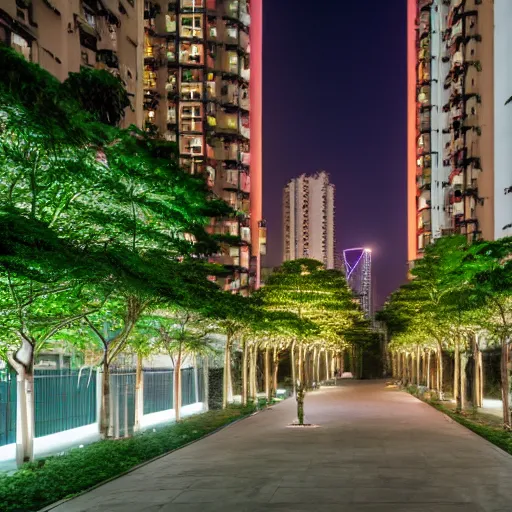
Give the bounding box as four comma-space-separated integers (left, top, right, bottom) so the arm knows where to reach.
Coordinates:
143, 0, 263, 292
343, 248, 373, 319
283, 171, 335, 269
407, 0, 512, 262
0, 0, 144, 128
1, 0, 264, 292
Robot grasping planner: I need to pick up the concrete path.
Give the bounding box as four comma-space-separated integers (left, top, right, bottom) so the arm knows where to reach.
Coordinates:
52, 381, 512, 512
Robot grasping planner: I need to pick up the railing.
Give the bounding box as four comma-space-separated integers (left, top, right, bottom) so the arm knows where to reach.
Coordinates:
0, 367, 16, 447
144, 369, 173, 414
34, 369, 97, 438
2, 365, 202, 447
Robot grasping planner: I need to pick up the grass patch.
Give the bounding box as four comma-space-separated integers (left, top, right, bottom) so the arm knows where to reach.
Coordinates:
0, 404, 255, 512
428, 401, 512, 455
402, 386, 512, 456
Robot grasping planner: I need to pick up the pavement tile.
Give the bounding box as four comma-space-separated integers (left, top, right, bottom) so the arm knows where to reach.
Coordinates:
51, 382, 512, 512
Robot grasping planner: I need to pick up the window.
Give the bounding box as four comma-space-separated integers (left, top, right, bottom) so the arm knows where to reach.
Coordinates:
180, 82, 203, 100
167, 102, 177, 123
180, 103, 203, 132
181, 0, 204, 8
180, 135, 203, 155
181, 68, 203, 82
179, 42, 204, 65
166, 14, 177, 32
166, 71, 178, 93
180, 15, 203, 38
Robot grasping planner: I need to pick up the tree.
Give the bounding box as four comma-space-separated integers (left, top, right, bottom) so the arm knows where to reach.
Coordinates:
63, 67, 132, 126
255, 259, 361, 425
153, 308, 215, 422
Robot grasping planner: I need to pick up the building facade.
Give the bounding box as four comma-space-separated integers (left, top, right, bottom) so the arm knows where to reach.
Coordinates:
283, 171, 335, 269
0, 0, 144, 127
407, 0, 512, 263
343, 248, 373, 319
1, 0, 264, 292
143, 0, 263, 292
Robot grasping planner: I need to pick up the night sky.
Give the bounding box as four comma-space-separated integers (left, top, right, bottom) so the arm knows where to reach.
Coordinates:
261, 0, 408, 307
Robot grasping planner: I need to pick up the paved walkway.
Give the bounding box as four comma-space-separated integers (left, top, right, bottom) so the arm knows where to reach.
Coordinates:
52, 381, 512, 512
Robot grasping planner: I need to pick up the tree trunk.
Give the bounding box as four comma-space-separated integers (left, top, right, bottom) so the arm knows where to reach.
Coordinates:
395, 352, 400, 380
426, 351, 431, 389
242, 340, 248, 406
330, 350, 336, 378
249, 343, 257, 401
8, 340, 35, 466
265, 347, 271, 404
471, 335, 482, 409
296, 344, 305, 425
272, 347, 279, 396
324, 350, 330, 381
437, 343, 444, 399
174, 346, 182, 422
460, 352, 467, 411
454, 341, 461, 412
500, 338, 510, 428
312, 346, 318, 385
416, 346, 421, 386
222, 334, 232, 409
100, 358, 112, 438
290, 341, 296, 396
134, 353, 143, 432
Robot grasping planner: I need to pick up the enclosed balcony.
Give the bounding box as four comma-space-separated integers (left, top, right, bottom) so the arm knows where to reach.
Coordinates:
180, 13, 203, 39
181, 0, 205, 12
179, 103, 203, 133
180, 135, 203, 156
417, 85, 430, 106
180, 82, 203, 100
417, 133, 430, 154
223, 0, 240, 21
418, 190, 431, 211
179, 42, 204, 65
418, 110, 430, 133
220, 81, 239, 105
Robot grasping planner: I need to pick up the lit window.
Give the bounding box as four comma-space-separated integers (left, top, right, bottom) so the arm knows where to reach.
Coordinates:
166, 14, 177, 32
180, 15, 203, 38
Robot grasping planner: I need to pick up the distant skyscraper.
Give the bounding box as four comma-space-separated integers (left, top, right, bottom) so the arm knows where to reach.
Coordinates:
282, 171, 335, 269
343, 248, 373, 319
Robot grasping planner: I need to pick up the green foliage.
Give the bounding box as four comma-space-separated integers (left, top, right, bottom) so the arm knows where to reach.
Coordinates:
255, 259, 363, 344
0, 405, 255, 512
63, 68, 132, 126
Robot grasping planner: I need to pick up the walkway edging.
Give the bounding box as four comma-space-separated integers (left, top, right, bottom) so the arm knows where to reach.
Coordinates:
402, 388, 512, 461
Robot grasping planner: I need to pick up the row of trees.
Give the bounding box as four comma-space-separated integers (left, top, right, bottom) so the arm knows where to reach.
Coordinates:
0, 45, 376, 463
377, 236, 512, 427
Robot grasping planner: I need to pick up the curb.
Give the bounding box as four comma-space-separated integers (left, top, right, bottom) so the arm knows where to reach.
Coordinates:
38, 408, 263, 512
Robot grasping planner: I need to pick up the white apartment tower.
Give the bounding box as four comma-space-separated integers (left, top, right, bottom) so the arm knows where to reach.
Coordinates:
283, 171, 335, 269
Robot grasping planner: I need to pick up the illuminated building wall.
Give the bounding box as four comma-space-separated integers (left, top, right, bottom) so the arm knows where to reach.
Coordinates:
144, 0, 263, 293
283, 171, 335, 269
2, 0, 263, 293
0, 0, 144, 128
408, 0, 502, 262
343, 248, 372, 319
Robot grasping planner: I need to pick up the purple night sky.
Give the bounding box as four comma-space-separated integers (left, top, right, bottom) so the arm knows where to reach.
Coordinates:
261, 0, 408, 307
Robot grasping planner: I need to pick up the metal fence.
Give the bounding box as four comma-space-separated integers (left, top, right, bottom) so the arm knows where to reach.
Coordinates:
182, 367, 196, 406
110, 369, 135, 438
34, 369, 97, 438
0, 367, 16, 447
1, 364, 203, 446
144, 369, 173, 415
